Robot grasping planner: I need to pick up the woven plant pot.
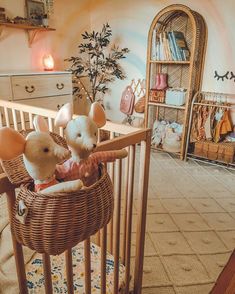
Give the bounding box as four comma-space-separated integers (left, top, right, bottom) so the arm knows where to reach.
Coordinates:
1, 130, 114, 255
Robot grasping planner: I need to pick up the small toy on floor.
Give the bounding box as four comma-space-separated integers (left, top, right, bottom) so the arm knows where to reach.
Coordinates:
49, 102, 128, 186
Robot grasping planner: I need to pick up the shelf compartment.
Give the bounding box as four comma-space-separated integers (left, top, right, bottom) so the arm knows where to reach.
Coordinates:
150, 60, 190, 64
151, 145, 181, 156
148, 102, 185, 110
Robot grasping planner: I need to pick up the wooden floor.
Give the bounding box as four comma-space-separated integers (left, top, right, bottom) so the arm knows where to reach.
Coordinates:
210, 250, 235, 294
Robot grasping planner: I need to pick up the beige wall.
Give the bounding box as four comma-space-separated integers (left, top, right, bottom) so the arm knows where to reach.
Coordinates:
0, 0, 234, 121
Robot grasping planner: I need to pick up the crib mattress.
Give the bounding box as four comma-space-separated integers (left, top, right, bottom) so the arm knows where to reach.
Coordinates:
25, 242, 126, 293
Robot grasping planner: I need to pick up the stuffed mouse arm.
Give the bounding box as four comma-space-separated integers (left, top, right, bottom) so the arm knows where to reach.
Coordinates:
56, 149, 128, 186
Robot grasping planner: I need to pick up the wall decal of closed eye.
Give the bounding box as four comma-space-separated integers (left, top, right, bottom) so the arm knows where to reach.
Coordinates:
230, 71, 235, 82
214, 70, 229, 81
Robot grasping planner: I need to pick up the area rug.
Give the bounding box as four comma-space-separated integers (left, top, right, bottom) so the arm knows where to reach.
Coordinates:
138, 151, 235, 294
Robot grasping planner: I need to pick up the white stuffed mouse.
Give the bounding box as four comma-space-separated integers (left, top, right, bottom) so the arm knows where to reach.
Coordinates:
52, 102, 128, 186
0, 126, 83, 194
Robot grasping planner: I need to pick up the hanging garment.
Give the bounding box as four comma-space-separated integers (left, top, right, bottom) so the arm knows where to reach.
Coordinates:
204, 107, 214, 140
190, 105, 200, 142
197, 105, 209, 141
214, 109, 233, 143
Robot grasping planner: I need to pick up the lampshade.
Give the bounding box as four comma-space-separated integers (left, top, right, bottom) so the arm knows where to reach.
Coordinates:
42, 54, 54, 71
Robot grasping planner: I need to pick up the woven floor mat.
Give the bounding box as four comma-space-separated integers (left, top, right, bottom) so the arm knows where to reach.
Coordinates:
139, 150, 235, 294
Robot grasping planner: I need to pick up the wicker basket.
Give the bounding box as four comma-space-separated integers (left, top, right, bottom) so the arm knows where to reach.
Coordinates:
1, 130, 114, 255
149, 89, 165, 103
194, 141, 235, 164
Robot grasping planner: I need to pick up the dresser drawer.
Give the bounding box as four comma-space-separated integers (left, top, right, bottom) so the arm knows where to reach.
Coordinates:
0, 76, 12, 100
17, 95, 73, 111
11, 74, 72, 100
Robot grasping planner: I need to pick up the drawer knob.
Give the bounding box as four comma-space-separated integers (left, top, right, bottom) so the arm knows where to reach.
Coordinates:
57, 104, 65, 110
56, 83, 64, 90
25, 85, 35, 93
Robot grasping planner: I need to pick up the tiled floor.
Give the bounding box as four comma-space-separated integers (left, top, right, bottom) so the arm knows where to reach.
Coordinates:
140, 150, 235, 294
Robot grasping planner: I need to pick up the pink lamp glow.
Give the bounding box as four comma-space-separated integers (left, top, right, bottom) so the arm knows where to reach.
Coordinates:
42, 54, 54, 71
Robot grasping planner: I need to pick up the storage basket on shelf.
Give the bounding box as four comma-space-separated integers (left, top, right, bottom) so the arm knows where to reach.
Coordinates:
194, 140, 235, 164
1, 130, 114, 256
149, 89, 165, 103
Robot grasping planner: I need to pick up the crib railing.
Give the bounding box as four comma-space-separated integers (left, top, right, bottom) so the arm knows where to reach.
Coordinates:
0, 99, 151, 294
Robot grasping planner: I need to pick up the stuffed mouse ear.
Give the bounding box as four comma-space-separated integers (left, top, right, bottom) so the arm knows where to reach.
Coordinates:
55, 103, 73, 128
33, 115, 49, 133
89, 102, 106, 128
0, 127, 26, 160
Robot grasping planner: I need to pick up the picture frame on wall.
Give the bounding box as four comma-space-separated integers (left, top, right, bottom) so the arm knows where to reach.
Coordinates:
26, 0, 45, 25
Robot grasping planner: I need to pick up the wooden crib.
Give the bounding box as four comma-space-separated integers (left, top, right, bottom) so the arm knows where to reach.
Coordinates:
0, 99, 151, 294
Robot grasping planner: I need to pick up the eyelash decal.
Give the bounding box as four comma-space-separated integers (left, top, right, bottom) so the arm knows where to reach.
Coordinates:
214, 70, 229, 81
230, 71, 235, 82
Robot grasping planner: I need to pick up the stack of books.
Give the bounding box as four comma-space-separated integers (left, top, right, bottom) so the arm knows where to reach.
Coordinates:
0, 7, 6, 22
152, 30, 190, 61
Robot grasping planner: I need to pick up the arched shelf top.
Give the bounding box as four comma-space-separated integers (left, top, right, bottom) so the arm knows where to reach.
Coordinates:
148, 4, 198, 34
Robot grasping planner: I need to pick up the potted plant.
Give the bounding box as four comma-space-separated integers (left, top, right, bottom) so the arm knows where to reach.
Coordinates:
66, 23, 129, 105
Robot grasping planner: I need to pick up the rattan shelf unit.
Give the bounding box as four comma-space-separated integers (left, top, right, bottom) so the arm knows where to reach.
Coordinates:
144, 4, 207, 159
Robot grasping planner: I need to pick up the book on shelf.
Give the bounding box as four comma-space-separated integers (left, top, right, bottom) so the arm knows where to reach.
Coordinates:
152, 29, 190, 61
151, 28, 157, 60
171, 31, 190, 61
168, 31, 178, 61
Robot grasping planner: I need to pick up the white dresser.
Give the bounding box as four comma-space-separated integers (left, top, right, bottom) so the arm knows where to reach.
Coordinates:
0, 71, 73, 111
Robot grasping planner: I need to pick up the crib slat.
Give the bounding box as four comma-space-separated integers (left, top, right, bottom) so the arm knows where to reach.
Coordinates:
124, 145, 136, 293
4, 107, 10, 127
113, 159, 122, 294
109, 132, 115, 256
134, 133, 151, 294
0, 109, 3, 127
20, 111, 26, 130
95, 231, 101, 246
48, 117, 53, 132
59, 126, 64, 137
6, 188, 28, 294
29, 113, 33, 129
42, 253, 53, 294
12, 109, 18, 130
108, 159, 115, 254
84, 238, 91, 294
101, 225, 107, 294
65, 249, 74, 294
121, 147, 130, 264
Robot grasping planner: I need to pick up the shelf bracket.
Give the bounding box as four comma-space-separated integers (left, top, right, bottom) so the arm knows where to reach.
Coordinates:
27, 29, 38, 47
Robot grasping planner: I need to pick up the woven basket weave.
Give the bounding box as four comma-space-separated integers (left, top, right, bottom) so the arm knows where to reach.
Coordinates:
1, 130, 114, 255
12, 169, 113, 255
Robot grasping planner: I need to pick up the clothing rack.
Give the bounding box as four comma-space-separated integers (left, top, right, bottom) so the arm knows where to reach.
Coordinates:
185, 91, 235, 168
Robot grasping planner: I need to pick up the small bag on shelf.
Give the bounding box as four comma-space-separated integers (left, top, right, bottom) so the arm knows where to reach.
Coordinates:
149, 89, 165, 103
